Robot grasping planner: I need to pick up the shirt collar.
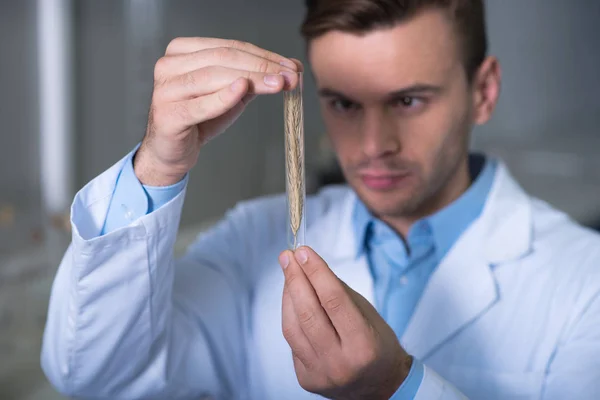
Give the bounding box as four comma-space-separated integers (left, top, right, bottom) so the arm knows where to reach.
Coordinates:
352, 153, 497, 259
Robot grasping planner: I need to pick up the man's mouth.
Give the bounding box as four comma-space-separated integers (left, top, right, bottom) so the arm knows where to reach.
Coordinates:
359, 171, 413, 191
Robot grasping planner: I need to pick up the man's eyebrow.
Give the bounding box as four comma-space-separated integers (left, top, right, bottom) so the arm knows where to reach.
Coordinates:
318, 88, 353, 99
318, 84, 442, 101
386, 84, 443, 99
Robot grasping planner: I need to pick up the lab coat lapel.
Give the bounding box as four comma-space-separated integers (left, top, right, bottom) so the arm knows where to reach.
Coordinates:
401, 162, 533, 360
400, 218, 497, 360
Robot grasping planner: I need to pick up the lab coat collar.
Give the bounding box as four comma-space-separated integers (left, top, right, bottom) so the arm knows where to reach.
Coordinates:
309, 160, 533, 360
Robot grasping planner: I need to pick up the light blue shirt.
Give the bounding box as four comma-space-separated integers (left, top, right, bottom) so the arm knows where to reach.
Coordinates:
102, 150, 495, 399
353, 154, 496, 399
100, 147, 187, 236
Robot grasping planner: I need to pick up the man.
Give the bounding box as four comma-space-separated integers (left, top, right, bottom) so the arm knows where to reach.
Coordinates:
41, 0, 600, 399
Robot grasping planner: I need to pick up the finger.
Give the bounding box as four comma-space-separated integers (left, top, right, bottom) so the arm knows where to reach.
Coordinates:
294, 247, 368, 342
155, 66, 293, 102
281, 279, 318, 371
165, 37, 295, 69
340, 280, 388, 331
155, 47, 298, 80
199, 93, 256, 138
157, 78, 249, 134
289, 58, 305, 73
279, 250, 340, 356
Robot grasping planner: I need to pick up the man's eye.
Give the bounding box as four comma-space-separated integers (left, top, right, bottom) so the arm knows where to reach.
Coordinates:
330, 99, 357, 112
395, 96, 422, 108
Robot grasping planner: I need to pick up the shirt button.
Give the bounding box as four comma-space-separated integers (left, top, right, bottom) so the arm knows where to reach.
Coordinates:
121, 204, 134, 221
399, 275, 409, 285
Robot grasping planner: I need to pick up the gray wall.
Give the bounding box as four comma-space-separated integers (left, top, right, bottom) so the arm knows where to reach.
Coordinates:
474, 1, 600, 222
482, 1, 600, 139
0, 1, 42, 255
0, 1, 40, 199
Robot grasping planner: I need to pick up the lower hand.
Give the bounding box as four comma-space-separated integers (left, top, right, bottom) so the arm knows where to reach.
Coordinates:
278, 246, 413, 399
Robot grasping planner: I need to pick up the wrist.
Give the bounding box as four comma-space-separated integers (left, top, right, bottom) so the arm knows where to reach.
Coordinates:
386, 353, 413, 398
133, 146, 187, 187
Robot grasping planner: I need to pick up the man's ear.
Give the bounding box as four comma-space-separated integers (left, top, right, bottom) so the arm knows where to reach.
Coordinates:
471, 56, 502, 125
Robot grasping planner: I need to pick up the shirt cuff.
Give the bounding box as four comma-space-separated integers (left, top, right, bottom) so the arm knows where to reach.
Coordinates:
390, 357, 425, 400
100, 147, 187, 235
144, 176, 187, 213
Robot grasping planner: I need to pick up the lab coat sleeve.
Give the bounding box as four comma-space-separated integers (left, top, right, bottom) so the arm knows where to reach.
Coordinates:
100, 145, 186, 236
41, 151, 253, 400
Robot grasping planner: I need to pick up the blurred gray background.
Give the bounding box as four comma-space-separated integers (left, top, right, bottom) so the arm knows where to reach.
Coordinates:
0, 1, 599, 399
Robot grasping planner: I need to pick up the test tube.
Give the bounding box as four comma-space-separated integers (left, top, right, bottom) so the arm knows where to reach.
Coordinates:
284, 72, 306, 250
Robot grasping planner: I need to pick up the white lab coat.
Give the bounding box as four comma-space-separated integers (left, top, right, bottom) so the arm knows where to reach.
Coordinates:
41, 151, 600, 400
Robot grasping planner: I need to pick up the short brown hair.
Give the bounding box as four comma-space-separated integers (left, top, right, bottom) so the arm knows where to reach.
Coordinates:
301, 0, 488, 80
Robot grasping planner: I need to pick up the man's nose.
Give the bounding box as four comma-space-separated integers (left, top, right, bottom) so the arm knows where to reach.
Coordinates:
360, 110, 400, 159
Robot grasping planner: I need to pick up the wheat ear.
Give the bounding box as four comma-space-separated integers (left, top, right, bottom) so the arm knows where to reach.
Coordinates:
284, 88, 304, 248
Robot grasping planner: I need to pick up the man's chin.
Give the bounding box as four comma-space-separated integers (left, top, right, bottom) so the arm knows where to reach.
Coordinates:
354, 186, 419, 218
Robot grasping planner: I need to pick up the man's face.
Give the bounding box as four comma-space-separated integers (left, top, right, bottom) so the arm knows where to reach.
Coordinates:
309, 9, 494, 221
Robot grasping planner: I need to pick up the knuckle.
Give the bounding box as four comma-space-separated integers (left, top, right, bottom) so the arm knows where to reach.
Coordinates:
151, 84, 165, 102
243, 69, 255, 82
213, 46, 232, 63
284, 271, 300, 287
327, 362, 351, 387
166, 37, 184, 54
354, 342, 378, 367
293, 351, 315, 371
150, 104, 168, 127
282, 325, 297, 343
298, 309, 316, 327
297, 373, 313, 391
194, 66, 218, 88
298, 372, 328, 393
216, 88, 229, 107
153, 57, 169, 82
304, 263, 321, 279
172, 102, 191, 123
297, 373, 316, 392
323, 294, 343, 314
229, 39, 247, 50
182, 70, 198, 89
256, 60, 270, 74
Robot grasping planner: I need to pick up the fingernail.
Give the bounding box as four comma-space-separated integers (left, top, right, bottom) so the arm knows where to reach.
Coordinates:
264, 74, 280, 87
280, 59, 297, 70
279, 253, 290, 269
295, 249, 308, 265
280, 70, 295, 87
